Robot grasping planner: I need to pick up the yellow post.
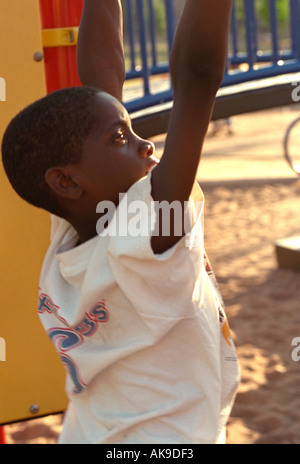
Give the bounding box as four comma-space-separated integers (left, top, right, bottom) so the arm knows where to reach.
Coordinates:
0, 0, 67, 425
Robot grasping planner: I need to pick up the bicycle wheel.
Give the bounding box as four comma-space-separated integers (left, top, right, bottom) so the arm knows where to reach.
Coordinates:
283, 116, 300, 175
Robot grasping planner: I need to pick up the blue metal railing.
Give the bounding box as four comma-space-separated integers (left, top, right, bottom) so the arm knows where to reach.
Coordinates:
123, 0, 300, 113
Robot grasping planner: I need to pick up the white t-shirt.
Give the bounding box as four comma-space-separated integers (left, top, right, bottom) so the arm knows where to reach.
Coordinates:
38, 174, 240, 444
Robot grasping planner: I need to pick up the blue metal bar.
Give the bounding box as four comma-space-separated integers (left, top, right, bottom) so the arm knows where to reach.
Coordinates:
243, 0, 257, 70
290, 0, 300, 59
164, 0, 176, 57
136, 0, 150, 96
269, 0, 279, 64
123, 0, 300, 114
125, 0, 136, 73
230, 52, 296, 65
230, 0, 239, 60
125, 89, 173, 113
148, 0, 157, 68
126, 63, 169, 81
222, 60, 300, 86
148, 0, 157, 67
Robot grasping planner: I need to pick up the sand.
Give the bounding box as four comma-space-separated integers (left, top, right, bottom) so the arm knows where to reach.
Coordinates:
3, 105, 300, 444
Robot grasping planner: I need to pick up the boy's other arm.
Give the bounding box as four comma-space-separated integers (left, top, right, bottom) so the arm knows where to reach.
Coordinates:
151, 0, 233, 254
77, 0, 125, 101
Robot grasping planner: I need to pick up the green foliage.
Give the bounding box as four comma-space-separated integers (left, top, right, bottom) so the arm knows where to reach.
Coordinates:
235, 0, 290, 30
122, 0, 167, 37
122, 0, 292, 63
257, 0, 289, 26
152, 0, 166, 35
122, 0, 290, 35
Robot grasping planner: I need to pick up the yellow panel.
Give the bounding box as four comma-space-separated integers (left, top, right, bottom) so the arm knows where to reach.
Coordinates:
0, 0, 67, 425
42, 27, 79, 48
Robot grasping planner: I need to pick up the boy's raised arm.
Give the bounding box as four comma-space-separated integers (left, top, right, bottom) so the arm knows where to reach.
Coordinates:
77, 0, 125, 101
151, 0, 233, 253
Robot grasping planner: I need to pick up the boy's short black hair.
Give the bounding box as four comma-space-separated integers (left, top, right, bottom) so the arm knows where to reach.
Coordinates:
1, 86, 101, 216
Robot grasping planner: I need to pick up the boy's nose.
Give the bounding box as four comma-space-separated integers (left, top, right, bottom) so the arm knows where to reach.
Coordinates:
139, 139, 155, 158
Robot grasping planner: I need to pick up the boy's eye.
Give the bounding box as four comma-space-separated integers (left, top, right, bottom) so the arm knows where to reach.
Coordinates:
113, 132, 128, 145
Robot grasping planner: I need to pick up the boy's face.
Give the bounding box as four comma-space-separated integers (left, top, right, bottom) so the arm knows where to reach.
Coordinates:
74, 91, 159, 207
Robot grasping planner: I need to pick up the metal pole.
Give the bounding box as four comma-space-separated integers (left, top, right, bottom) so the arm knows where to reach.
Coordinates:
125, 0, 136, 72
290, 0, 300, 59
269, 0, 279, 65
244, 0, 257, 70
136, 0, 150, 96
164, 0, 176, 57
0, 426, 6, 444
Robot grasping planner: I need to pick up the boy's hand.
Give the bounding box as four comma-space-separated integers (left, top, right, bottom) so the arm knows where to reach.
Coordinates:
77, 0, 125, 101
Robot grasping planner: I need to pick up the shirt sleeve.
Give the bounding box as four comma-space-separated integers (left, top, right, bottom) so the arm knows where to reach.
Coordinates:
107, 174, 206, 333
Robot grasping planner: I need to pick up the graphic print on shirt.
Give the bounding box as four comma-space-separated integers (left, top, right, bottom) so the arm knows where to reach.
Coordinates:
38, 292, 109, 394
203, 252, 233, 347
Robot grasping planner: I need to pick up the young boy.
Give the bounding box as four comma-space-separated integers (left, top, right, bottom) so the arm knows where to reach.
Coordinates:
1, 0, 239, 444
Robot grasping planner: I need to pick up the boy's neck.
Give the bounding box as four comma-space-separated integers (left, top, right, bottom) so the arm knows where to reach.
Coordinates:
73, 219, 98, 244
65, 207, 100, 245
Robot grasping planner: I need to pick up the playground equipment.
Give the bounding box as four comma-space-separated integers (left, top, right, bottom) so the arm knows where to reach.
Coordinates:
0, 0, 75, 430
125, 0, 300, 137
275, 111, 300, 273
125, 0, 300, 107
1, 0, 300, 438
39, 0, 83, 93
284, 115, 300, 175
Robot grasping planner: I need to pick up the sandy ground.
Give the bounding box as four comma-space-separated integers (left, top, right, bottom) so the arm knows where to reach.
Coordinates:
3, 105, 300, 444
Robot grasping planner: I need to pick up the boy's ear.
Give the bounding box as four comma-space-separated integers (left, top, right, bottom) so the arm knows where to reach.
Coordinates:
45, 166, 83, 200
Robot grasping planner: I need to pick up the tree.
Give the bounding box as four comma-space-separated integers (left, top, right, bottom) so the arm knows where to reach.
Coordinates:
235, 0, 289, 31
